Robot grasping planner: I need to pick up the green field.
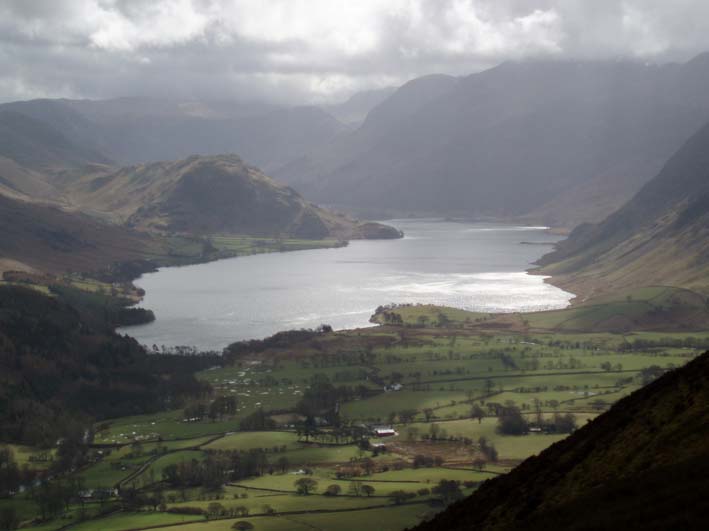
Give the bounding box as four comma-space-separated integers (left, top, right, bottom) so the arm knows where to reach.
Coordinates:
7, 290, 709, 531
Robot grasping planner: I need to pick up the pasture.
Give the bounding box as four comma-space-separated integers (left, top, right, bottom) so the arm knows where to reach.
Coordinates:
10, 295, 709, 531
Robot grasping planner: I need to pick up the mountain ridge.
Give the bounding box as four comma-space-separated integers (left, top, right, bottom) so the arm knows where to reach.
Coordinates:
56, 154, 403, 240
276, 56, 709, 228
538, 119, 709, 298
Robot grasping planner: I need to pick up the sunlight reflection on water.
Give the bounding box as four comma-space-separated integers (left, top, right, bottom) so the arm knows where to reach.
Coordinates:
119, 219, 573, 350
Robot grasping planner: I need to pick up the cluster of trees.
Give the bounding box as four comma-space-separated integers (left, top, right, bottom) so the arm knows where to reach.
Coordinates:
160, 447, 297, 493
497, 406, 577, 436
296, 374, 370, 418
0, 507, 19, 531
204, 502, 252, 518
378, 312, 404, 325
638, 366, 667, 385
0, 448, 22, 497
600, 361, 624, 371
162, 458, 230, 491
183, 396, 238, 422
477, 437, 499, 463
33, 478, 92, 520
388, 480, 464, 506
224, 326, 332, 362
432, 480, 464, 504
619, 336, 709, 351
295, 416, 370, 446
497, 406, 532, 435
294, 477, 318, 495
347, 482, 376, 497
0, 285, 213, 447
413, 454, 445, 468
239, 409, 277, 431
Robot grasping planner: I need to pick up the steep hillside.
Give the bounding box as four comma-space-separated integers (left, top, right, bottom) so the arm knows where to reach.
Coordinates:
0, 193, 163, 277
0, 109, 109, 171
277, 56, 709, 226
414, 351, 709, 531
62, 154, 402, 239
0, 156, 59, 201
539, 120, 709, 298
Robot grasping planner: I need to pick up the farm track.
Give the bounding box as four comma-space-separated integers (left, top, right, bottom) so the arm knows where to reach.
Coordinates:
414, 368, 642, 386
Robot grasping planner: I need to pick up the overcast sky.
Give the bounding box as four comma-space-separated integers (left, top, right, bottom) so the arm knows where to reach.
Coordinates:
2, 0, 709, 104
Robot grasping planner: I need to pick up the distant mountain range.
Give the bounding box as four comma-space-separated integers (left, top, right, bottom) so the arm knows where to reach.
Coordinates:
277, 54, 709, 227
539, 118, 709, 298
0, 97, 348, 173
0, 87, 406, 280
413, 350, 709, 531
0, 154, 400, 280
6, 56, 709, 229
323, 87, 397, 126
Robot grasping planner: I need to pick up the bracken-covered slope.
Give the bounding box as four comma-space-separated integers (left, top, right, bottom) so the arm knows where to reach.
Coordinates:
413, 351, 709, 531
538, 119, 709, 299
0, 193, 162, 277
62, 154, 402, 240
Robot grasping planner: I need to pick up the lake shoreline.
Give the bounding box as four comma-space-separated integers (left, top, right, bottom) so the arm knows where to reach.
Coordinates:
119, 220, 574, 351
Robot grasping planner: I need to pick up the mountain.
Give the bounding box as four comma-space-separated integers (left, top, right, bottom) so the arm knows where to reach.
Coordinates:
276, 56, 709, 226
324, 86, 397, 126
538, 119, 709, 299
60, 154, 402, 239
0, 156, 59, 201
0, 109, 110, 171
413, 351, 709, 531
0, 97, 347, 173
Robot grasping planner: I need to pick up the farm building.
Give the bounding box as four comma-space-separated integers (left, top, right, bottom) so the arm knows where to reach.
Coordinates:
372, 426, 397, 437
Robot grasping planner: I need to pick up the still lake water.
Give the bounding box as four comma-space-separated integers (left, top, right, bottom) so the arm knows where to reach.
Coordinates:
119, 219, 573, 350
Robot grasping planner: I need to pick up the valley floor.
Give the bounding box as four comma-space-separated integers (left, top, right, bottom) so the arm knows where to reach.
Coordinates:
5, 291, 707, 531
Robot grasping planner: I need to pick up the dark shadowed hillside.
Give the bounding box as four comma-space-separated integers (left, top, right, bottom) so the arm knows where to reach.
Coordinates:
0, 285, 212, 446
278, 55, 709, 226
539, 119, 709, 298
413, 351, 709, 531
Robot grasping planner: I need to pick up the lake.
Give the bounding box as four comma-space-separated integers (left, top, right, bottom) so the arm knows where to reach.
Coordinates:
119, 219, 574, 350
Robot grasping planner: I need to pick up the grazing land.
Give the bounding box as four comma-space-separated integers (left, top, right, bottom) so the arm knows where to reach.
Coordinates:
4, 288, 706, 531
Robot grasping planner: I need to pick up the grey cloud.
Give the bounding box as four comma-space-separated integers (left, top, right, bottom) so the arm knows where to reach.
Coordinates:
2, 0, 709, 104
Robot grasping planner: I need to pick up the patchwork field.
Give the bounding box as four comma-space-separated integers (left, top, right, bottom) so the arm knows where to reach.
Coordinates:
5, 292, 708, 531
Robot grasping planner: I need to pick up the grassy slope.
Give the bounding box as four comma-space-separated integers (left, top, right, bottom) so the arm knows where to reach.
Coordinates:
0, 110, 109, 171
371, 286, 709, 333
538, 120, 709, 299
